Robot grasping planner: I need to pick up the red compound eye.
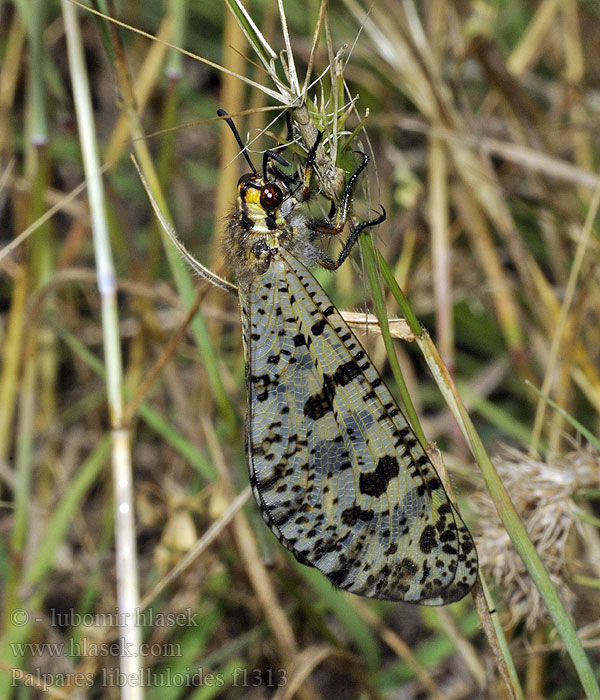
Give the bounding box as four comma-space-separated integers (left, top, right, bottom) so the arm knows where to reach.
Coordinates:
260, 184, 283, 210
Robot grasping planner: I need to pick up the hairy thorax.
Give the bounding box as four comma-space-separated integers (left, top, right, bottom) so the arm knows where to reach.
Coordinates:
223, 194, 316, 291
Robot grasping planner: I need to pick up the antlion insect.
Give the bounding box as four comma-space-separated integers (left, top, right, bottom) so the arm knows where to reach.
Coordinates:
141, 109, 478, 604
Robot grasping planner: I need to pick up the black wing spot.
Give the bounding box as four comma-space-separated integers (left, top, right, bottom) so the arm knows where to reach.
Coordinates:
394, 558, 419, 579
252, 373, 275, 402
293, 333, 307, 347
333, 360, 361, 387
440, 529, 457, 542
359, 456, 400, 497
328, 568, 349, 588
311, 318, 327, 335
340, 505, 376, 526
341, 505, 361, 525
419, 524, 438, 554
304, 375, 336, 420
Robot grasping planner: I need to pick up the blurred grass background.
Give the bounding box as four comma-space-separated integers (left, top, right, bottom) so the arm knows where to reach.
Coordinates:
1, 0, 600, 698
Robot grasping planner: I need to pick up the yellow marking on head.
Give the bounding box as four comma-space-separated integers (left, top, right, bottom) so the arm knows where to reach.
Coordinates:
243, 186, 262, 206
244, 201, 269, 222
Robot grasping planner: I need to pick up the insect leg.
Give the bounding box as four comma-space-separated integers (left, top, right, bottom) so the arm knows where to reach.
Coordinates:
263, 112, 296, 180
272, 128, 324, 202
296, 130, 324, 202
307, 152, 370, 235
313, 206, 386, 270
262, 148, 290, 179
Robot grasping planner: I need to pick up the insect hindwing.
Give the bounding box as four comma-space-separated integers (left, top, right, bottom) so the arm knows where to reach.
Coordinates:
243, 248, 478, 605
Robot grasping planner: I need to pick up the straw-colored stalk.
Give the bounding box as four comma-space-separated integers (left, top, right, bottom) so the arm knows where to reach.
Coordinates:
61, 3, 143, 698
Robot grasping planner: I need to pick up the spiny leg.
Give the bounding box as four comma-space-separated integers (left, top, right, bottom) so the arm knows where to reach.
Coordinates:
271, 128, 324, 203
278, 127, 385, 267
262, 111, 295, 178
298, 130, 324, 202
307, 152, 371, 235
262, 148, 290, 179
304, 148, 386, 270
313, 206, 386, 270
266, 112, 309, 190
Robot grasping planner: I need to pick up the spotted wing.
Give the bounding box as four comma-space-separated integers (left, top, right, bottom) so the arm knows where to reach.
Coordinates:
241, 251, 477, 604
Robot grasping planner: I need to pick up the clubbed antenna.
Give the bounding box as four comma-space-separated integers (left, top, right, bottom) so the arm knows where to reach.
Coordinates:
217, 108, 258, 176
217, 108, 290, 181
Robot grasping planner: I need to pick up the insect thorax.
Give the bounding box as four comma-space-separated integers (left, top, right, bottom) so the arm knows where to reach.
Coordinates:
223, 181, 317, 290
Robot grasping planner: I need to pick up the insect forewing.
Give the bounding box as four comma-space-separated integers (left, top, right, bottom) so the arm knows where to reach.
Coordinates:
243, 250, 477, 604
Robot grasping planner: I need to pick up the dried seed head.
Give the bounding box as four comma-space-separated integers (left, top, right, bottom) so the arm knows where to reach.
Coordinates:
475, 446, 600, 630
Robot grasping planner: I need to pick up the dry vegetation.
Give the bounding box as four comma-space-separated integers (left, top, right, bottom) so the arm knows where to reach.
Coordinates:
1, 1, 600, 699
